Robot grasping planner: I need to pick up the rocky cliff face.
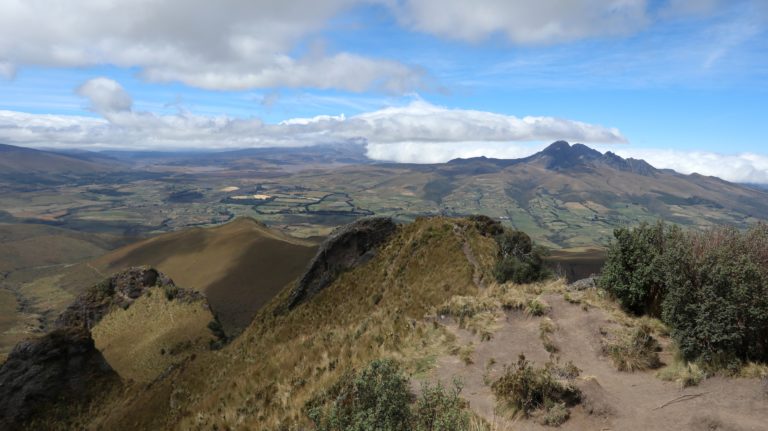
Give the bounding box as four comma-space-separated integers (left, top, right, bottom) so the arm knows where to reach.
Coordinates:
287, 217, 397, 309
56, 266, 204, 329
1, 266, 214, 429
0, 327, 119, 430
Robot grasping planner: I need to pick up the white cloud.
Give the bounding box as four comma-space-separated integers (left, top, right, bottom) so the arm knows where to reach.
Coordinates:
365, 141, 543, 164
389, 0, 650, 44
609, 148, 768, 184
0, 80, 626, 151
0, 0, 424, 92
2, 93, 768, 183
76, 78, 133, 114
0, 60, 14, 79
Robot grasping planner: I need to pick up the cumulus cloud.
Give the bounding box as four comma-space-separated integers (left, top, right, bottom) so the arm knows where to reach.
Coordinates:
76, 78, 133, 114
0, 79, 626, 151
1, 0, 750, 93
609, 148, 768, 184
365, 141, 543, 164
388, 0, 650, 44
1, 91, 767, 183
0, 0, 423, 92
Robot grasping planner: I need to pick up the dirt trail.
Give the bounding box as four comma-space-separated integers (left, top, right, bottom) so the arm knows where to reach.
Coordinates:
428, 292, 768, 431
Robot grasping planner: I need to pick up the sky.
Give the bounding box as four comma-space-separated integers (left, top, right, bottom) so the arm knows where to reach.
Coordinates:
0, 0, 767, 182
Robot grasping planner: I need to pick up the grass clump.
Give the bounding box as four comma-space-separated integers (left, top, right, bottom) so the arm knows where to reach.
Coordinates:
525, 298, 550, 317
541, 402, 569, 426
657, 362, 705, 388
491, 354, 580, 424
539, 318, 558, 354
450, 343, 475, 366
437, 296, 497, 330
603, 324, 661, 372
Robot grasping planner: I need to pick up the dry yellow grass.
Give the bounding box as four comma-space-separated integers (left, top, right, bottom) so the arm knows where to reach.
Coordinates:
78, 216, 492, 430
55, 217, 318, 333
91, 287, 216, 383
18, 274, 74, 316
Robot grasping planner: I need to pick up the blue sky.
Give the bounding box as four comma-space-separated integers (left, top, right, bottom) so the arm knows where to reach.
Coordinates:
0, 0, 767, 181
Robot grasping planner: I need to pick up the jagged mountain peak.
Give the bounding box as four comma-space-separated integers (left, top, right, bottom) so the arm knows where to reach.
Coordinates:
527, 141, 657, 176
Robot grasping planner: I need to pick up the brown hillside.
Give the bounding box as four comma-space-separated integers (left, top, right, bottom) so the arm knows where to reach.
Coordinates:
76, 217, 318, 333
0, 143, 115, 178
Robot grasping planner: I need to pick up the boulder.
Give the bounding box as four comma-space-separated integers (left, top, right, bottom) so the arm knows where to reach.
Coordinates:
567, 276, 599, 291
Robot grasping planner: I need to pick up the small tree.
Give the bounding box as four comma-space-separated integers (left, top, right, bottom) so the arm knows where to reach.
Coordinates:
599, 221, 677, 315
493, 229, 549, 284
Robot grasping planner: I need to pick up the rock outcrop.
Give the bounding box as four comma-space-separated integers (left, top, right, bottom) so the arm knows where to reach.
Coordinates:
56, 266, 203, 329
0, 327, 119, 430
287, 217, 397, 309
567, 276, 599, 291
0, 266, 215, 429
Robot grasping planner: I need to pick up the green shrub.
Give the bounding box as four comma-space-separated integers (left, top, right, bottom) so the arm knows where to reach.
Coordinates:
662, 224, 768, 366
600, 222, 768, 369
307, 359, 412, 431
207, 318, 227, 349
491, 354, 580, 419
493, 229, 550, 284
412, 379, 470, 431
599, 221, 678, 315
307, 359, 473, 431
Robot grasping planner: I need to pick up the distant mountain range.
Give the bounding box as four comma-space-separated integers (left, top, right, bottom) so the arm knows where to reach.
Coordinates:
0, 143, 119, 180
1, 141, 767, 247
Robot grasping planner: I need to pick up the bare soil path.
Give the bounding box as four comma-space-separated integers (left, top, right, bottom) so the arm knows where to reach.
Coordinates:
427, 292, 768, 430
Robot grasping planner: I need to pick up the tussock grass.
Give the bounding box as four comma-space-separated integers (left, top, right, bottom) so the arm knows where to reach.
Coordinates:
525, 297, 550, 317
740, 362, 768, 379
437, 295, 499, 339
491, 354, 581, 425
657, 361, 705, 388
602, 324, 662, 372
539, 318, 558, 354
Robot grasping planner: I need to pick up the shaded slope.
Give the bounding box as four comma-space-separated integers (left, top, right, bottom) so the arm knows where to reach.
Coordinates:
75, 217, 318, 332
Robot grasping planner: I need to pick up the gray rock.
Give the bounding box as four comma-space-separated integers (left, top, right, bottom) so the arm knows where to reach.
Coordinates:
56, 266, 203, 329
287, 217, 397, 309
567, 276, 599, 291
0, 327, 120, 430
